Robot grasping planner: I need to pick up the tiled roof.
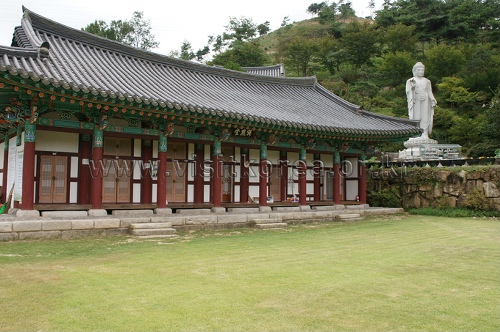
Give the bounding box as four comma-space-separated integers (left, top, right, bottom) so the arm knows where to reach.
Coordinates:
0, 7, 421, 138
243, 64, 285, 77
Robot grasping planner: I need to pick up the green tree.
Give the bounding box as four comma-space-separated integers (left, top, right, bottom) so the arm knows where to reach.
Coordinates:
381, 23, 418, 54
82, 11, 158, 50
307, 2, 327, 16
316, 37, 346, 75
210, 41, 268, 68
375, 51, 416, 86
341, 21, 380, 67
284, 37, 318, 76
424, 44, 465, 84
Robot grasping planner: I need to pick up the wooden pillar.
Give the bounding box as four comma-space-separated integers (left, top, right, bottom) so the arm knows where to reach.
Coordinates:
141, 140, 153, 204
21, 123, 36, 210
358, 157, 367, 204
90, 128, 103, 209
313, 153, 321, 201
78, 134, 92, 205
194, 144, 205, 203
239, 147, 249, 203
2, 139, 9, 204
259, 144, 268, 206
333, 151, 341, 205
279, 150, 288, 202
298, 147, 307, 206
157, 135, 168, 208
212, 139, 222, 208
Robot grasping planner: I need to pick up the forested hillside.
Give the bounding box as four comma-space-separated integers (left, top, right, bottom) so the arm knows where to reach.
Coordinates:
197, 0, 500, 157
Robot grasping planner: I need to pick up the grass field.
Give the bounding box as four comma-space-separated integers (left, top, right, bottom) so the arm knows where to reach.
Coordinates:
0, 215, 498, 331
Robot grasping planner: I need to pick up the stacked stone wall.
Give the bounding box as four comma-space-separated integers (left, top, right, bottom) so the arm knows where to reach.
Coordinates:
367, 165, 500, 210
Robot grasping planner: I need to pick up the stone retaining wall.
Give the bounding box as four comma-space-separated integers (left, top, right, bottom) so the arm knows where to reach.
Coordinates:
0, 206, 403, 241
367, 165, 500, 210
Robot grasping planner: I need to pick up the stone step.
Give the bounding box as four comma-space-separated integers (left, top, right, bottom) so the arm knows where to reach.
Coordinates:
130, 222, 173, 229
255, 223, 288, 229
251, 218, 283, 224
131, 228, 177, 236
336, 214, 363, 221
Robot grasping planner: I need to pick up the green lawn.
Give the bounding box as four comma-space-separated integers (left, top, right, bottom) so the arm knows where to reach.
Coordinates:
0, 215, 498, 331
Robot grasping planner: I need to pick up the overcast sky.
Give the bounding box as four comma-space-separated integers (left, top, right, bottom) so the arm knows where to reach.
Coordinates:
0, 0, 382, 56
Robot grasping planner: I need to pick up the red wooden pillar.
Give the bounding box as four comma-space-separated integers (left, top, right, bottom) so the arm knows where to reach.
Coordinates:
333, 151, 341, 205
90, 128, 103, 209
358, 158, 367, 204
239, 148, 249, 203
212, 139, 222, 207
157, 135, 168, 208
21, 123, 36, 209
298, 147, 307, 206
141, 140, 153, 204
78, 134, 91, 205
2, 139, 8, 204
279, 151, 288, 202
259, 144, 268, 206
194, 144, 205, 203
313, 154, 321, 201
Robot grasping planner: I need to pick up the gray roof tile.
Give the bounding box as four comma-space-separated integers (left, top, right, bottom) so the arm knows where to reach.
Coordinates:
0, 7, 421, 138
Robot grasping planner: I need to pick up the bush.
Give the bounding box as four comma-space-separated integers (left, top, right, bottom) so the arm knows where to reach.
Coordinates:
368, 188, 400, 208
465, 189, 492, 210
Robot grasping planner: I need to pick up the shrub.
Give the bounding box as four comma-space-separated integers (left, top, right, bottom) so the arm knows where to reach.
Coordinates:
368, 188, 400, 208
464, 189, 492, 211
407, 207, 500, 218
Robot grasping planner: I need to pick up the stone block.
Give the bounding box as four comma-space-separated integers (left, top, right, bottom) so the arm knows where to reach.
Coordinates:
19, 231, 61, 240
226, 207, 260, 213
270, 212, 295, 221
151, 216, 185, 226
41, 211, 87, 218
154, 208, 173, 215
0, 232, 18, 241
72, 219, 94, 230
272, 206, 301, 212
15, 210, 40, 218
131, 222, 173, 229
88, 209, 108, 217
177, 209, 212, 215
0, 222, 13, 232
247, 213, 269, 221
483, 182, 500, 198
299, 205, 311, 211
94, 218, 120, 229
259, 206, 272, 212
120, 217, 151, 228
62, 229, 105, 239
42, 220, 72, 231
184, 215, 217, 225
217, 214, 247, 224
211, 207, 226, 214
112, 210, 154, 217
12, 221, 42, 232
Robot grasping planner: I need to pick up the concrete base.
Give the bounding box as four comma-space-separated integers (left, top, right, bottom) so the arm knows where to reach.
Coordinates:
41, 211, 88, 218
88, 209, 108, 217
211, 207, 226, 214
15, 210, 40, 218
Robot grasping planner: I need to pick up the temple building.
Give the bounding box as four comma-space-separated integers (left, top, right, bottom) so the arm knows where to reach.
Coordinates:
0, 7, 421, 214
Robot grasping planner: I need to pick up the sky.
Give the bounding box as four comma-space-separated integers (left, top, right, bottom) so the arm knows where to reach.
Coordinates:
0, 0, 383, 57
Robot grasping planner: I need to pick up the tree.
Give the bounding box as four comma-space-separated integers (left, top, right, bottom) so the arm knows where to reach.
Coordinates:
82, 11, 159, 50
284, 37, 318, 76
316, 37, 346, 75
210, 41, 269, 68
381, 23, 418, 54
424, 44, 465, 84
375, 51, 417, 86
307, 2, 327, 16
124, 11, 159, 50
341, 21, 380, 67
